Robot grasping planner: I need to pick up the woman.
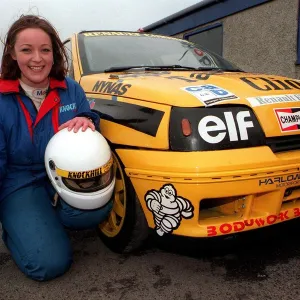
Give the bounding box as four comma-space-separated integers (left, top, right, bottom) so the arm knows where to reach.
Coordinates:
0, 15, 112, 281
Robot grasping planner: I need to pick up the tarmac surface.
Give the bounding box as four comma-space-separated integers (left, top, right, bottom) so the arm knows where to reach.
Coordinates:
1, 219, 300, 300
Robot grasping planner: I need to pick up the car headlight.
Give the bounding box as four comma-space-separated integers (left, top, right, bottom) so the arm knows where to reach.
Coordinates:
169, 106, 265, 151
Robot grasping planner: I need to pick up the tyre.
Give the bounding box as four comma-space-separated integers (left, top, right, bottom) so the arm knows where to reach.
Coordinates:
98, 151, 149, 253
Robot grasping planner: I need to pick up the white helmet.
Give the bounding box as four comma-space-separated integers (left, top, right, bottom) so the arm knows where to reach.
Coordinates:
44, 127, 115, 210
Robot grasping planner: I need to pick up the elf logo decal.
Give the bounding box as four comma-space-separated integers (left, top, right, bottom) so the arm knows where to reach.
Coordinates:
182, 84, 239, 106
92, 80, 132, 95
145, 184, 194, 236
198, 111, 254, 144
274, 108, 300, 132
60, 103, 77, 113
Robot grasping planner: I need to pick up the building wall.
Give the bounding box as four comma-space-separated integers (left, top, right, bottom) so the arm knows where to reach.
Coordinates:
173, 0, 300, 79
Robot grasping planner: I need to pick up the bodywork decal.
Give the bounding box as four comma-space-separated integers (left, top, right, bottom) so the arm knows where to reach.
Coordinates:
145, 184, 194, 236
207, 208, 300, 237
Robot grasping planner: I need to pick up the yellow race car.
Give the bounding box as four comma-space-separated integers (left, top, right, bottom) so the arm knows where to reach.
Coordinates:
64, 30, 300, 253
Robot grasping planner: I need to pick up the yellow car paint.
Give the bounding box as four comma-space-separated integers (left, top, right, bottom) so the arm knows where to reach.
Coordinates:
66, 31, 300, 239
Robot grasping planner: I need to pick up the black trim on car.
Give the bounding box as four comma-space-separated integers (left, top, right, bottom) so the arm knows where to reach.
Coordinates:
266, 135, 300, 153
89, 98, 165, 137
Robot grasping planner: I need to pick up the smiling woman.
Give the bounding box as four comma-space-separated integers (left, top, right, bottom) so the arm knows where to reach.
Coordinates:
11, 28, 54, 88
0, 14, 112, 282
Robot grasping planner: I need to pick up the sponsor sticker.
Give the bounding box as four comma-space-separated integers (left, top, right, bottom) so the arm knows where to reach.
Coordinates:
33, 88, 47, 99
259, 173, 300, 188
274, 107, 300, 132
59, 103, 77, 113
82, 31, 183, 42
207, 207, 300, 237
56, 157, 113, 179
193, 49, 217, 68
181, 84, 239, 106
198, 110, 254, 144
145, 184, 194, 236
88, 98, 95, 109
92, 80, 132, 96
246, 94, 300, 107
194, 48, 204, 56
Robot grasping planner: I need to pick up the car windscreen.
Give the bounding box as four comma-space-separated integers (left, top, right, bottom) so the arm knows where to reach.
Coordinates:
78, 32, 241, 74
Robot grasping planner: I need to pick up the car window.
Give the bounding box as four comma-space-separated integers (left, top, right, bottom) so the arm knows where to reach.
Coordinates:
64, 40, 74, 79
78, 33, 241, 74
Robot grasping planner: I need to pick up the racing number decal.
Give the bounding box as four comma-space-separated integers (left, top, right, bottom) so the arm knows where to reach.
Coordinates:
145, 184, 194, 236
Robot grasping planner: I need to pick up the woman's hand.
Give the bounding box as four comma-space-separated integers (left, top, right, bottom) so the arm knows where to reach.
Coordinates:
58, 117, 95, 133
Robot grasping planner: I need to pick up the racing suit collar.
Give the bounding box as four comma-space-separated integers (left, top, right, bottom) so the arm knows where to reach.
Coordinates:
0, 78, 67, 94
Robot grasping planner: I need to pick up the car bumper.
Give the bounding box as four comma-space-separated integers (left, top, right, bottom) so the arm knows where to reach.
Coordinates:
116, 146, 300, 238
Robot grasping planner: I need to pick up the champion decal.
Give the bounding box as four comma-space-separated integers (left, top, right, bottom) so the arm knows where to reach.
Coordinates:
274, 107, 300, 132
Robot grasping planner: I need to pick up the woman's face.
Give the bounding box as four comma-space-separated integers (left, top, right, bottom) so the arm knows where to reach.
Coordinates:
12, 28, 53, 88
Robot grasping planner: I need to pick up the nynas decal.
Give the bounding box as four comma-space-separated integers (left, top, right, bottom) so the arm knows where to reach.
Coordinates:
92, 80, 132, 95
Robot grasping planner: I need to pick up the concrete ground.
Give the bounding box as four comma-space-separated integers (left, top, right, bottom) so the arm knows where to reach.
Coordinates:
0, 219, 300, 300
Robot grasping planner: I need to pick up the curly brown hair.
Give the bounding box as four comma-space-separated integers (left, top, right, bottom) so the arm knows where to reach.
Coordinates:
0, 14, 69, 80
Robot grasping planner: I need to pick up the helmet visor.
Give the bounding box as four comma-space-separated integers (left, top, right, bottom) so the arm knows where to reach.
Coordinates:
62, 167, 114, 193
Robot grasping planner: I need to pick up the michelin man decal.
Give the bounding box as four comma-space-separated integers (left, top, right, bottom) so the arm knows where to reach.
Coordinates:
145, 184, 194, 236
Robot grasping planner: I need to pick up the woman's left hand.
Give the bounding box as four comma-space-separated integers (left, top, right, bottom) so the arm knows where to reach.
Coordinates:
58, 117, 95, 133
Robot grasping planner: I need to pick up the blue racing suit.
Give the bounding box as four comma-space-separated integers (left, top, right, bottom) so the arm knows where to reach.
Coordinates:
0, 77, 112, 281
